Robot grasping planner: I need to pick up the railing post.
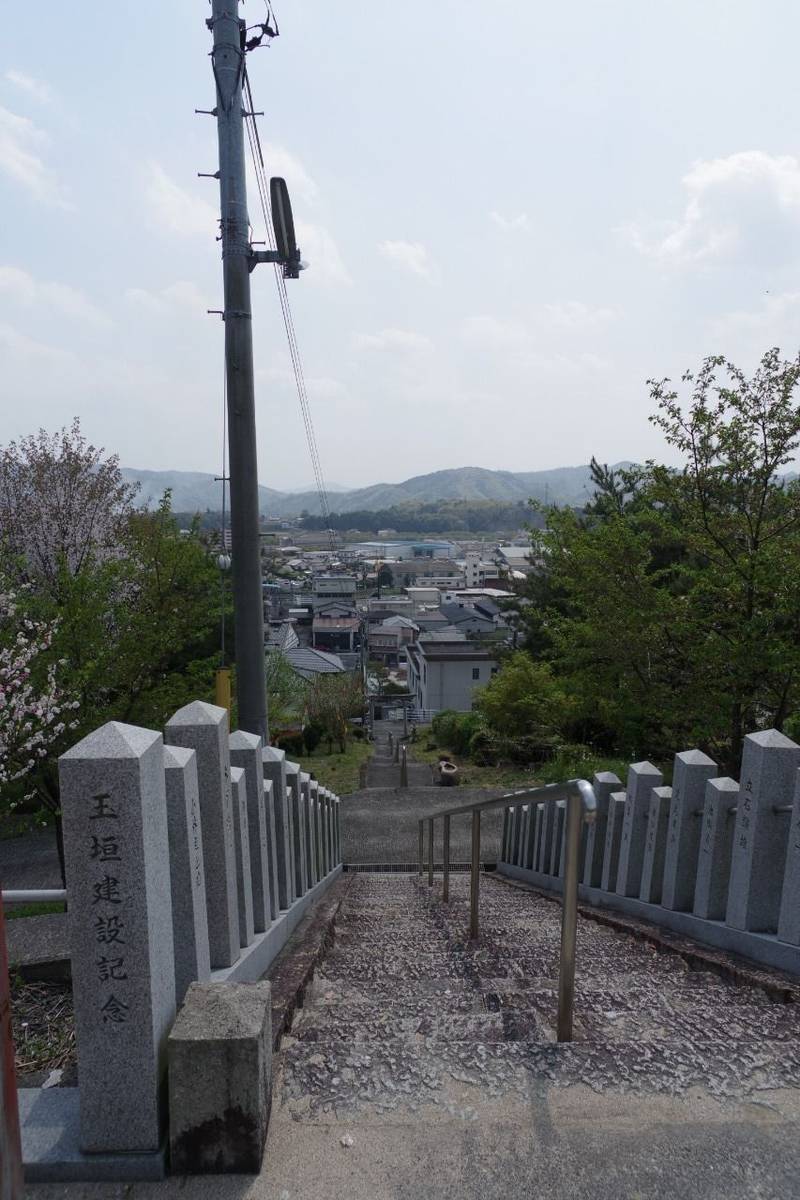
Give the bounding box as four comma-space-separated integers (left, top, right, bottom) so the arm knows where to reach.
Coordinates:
469, 809, 481, 940
418, 821, 424, 876
442, 814, 450, 901
427, 818, 434, 886
557, 790, 582, 1042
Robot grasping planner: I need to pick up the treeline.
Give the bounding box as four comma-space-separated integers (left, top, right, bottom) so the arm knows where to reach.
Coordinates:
438, 349, 800, 777
298, 499, 549, 534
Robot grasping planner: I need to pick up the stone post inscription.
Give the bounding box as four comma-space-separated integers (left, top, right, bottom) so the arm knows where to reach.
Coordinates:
59, 722, 176, 1153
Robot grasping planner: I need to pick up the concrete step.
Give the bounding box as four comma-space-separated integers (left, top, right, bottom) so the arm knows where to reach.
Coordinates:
277, 1035, 800, 1120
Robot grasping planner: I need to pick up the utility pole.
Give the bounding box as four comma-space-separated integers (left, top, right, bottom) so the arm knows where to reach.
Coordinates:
208, 0, 268, 741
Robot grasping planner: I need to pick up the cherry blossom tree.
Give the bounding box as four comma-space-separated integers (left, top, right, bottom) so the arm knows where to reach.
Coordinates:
0, 577, 77, 802
0, 418, 138, 595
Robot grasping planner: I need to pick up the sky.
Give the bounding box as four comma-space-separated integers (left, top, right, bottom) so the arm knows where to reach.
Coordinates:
2, 1, 800, 490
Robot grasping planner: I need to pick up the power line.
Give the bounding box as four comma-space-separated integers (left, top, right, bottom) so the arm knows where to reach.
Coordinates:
242, 67, 338, 554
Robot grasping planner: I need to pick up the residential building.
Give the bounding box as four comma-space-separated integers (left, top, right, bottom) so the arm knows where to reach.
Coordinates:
406, 635, 499, 714
284, 646, 345, 680
312, 575, 358, 609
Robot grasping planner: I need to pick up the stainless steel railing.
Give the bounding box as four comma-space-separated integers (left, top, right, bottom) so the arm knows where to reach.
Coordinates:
417, 779, 597, 1042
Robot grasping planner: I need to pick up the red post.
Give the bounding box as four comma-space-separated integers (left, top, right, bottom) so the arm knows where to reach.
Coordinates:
0, 894, 23, 1199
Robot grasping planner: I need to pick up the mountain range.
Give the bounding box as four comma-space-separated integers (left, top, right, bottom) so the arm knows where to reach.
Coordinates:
121, 463, 627, 518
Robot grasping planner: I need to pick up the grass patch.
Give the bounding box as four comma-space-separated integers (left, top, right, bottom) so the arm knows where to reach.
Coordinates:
413, 729, 634, 790
5, 902, 66, 921
295, 738, 373, 794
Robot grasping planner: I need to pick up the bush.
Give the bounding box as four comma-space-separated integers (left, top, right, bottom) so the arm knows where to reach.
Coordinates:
431, 710, 485, 756
302, 723, 324, 754
276, 732, 304, 756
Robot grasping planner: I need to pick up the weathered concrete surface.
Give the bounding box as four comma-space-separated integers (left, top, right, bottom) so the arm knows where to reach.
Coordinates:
27, 872, 800, 1199
168, 982, 272, 1174
341, 787, 505, 864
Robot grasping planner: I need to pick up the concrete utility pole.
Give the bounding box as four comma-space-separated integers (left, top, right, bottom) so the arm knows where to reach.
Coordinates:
209, 0, 268, 740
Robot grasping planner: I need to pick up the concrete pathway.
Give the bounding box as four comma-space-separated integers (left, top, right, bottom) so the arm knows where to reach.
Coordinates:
28, 873, 800, 1198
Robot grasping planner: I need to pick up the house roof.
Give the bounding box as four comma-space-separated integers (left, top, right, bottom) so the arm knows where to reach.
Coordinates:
312, 615, 360, 631
419, 627, 468, 643
382, 615, 418, 629
419, 642, 497, 662
285, 647, 345, 679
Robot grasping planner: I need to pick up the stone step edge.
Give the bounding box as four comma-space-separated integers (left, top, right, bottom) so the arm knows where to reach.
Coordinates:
264, 875, 355, 1051
280, 1034, 800, 1055
493, 874, 800, 1004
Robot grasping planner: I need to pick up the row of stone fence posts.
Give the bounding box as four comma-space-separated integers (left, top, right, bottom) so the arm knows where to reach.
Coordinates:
499, 727, 800, 973
34, 700, 341, 1170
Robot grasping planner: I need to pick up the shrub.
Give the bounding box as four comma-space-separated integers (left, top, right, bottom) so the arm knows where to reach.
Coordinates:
302, 722, 324, 754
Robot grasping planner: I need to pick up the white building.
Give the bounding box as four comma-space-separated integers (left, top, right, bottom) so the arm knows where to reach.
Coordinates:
406, 636, 499, 714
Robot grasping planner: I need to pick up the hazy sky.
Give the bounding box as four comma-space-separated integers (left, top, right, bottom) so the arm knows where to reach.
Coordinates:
2, 1, 800, 490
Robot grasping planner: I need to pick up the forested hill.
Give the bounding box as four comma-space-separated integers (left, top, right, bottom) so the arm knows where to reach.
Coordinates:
122, 463, 633, 517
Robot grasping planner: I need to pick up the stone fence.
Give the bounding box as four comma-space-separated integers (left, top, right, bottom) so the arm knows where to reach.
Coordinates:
498, 728, 800, 977
19, 700, 342, 1179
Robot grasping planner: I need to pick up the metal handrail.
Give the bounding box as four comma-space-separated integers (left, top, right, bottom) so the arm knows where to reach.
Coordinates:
2, 889, 67, 904
417, 779, 597, 1042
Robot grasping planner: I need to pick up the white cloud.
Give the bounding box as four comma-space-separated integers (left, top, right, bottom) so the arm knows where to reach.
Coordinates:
0, 265, 110, 327
355, 328, 432, 352
294, 219, 351, 286
0, 320, 77, 366
0, 106, 68, 206
543, 301, 618, 328
378, 239, 438, 282
145, 162, 218, 237
490, 211, 530, 233
125, 280, 210, 314
5, 70, 52, 105
462, 315, 530, 349
709, 291, 800, 360
622, 151, 800, 265
262, 143, 318, 206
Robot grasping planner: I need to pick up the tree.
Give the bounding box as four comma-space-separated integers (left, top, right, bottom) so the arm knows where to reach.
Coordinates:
0, 419, 138, 597
306, 672, 364, 752
522, 349, 800, 771
265, 652, 307, 734
0, 575, 78, 802
475, 653, 572, 742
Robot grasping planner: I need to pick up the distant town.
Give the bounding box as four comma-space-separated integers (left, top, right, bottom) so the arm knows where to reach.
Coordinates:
219, 522, 535, 719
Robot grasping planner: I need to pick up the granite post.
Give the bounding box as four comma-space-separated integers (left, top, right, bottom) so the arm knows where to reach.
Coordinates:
639, 786, 672, 904
538, 803, 555, 873
301, 773, 317, 885
284, 760, 307, 897
550, 800, 566, 876
261, 745, 292, 911
165, 702, 239, 969
661, 749, 718, 911
601, 793, 627, 892
693, 777, 738, 921
778, 770, 800, 944
532, 803, 544, 872
583, 772, 621, 887
727, 729, 800, 932
163, 745, 211, 1006
230, 767, 255, 948
59, 722, 176, 1152
502, 806, 512, 864
229, 731, 270, 934
301, 775, 316, 886
616, 761, 663, 898
513, 811, 525, 868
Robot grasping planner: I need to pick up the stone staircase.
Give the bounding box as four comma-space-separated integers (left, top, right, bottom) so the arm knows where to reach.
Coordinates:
262, 872, 800, 1199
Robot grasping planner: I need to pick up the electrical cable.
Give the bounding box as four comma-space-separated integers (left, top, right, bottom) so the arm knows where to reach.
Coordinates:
242, 65, 338, 554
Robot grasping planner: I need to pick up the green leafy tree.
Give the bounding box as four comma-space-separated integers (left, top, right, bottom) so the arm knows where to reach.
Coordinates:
523, 348, 800, 771
306, 672, 365, 752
